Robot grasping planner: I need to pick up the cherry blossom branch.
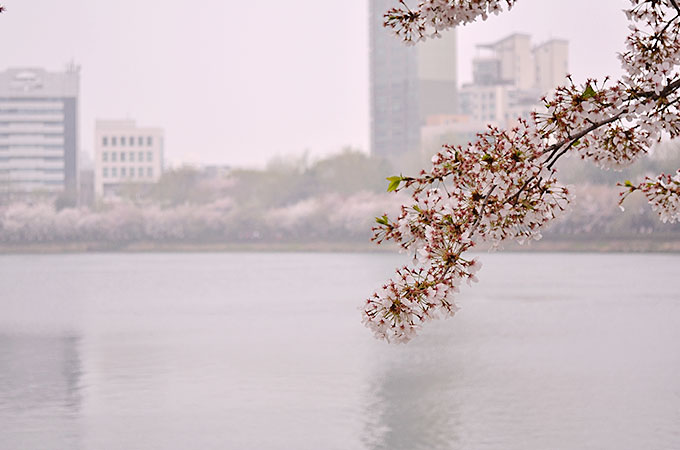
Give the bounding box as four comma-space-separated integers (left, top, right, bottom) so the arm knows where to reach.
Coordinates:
384, 0, 518, 42
619, 170, 680, 222
364, 0, 680, 343
545, 110, 628, 168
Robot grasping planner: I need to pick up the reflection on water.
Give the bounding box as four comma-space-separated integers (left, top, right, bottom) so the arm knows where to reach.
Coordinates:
0, 252, 679, 450
0, 334, 81, 450
363, 349, 463, 450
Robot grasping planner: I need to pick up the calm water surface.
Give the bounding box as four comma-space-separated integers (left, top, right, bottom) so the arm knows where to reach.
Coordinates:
0, 252, 679, 450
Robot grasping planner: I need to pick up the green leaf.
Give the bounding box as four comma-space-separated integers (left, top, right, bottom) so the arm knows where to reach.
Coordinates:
624, 180, 634, 187
582, 84, 596, 100
375, 215, 389, 225
386, 175, 402, 192
482, 154, 494, 164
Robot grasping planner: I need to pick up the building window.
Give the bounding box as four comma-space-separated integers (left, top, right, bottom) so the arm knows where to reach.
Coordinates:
121, 136, 126, 146
138, 136, 143, 146
121, 167, 127, 177
147, 167, 153, 177
112, 167, 118, 177
130, 136, 135, 146
102, 136, 108, 146
139, 167, 144, 177
111, 152, 117, 162
130, 168, 135, 178
112, 137, 117, 146
129, 151, 135, 162
102, 152, 108, 162
147, 136, 153, 146
138, 151, 144, 161
103, 167, 108, 178
146, 151, 152, 162
121, 152, 126, 162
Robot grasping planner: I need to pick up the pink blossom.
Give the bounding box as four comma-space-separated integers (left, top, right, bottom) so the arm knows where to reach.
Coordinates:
364, 0, 680, 343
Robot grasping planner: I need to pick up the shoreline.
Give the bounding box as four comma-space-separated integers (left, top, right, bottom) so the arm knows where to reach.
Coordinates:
2, 236, 680, 254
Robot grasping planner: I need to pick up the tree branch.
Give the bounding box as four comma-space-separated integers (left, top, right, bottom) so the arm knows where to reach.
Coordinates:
669, 0, 680, 15
542, 110, 627, 160
470, 186, 497, 230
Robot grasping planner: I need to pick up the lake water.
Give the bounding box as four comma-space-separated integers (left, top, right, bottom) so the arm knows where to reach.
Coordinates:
0, 252, 679, 450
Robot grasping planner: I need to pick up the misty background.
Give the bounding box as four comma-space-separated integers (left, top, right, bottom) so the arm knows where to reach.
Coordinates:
2, 2, 680, 450
1, 0, 630, 167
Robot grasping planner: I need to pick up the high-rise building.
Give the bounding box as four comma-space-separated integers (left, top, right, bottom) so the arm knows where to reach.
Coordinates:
476, 33, 534, 90
472, 34, 569, 95
369, 0, 457, 159
461, 34, 569, 129
0, 66, 79, 195
533, 39, 569, 95
94, 120, 164, 197
417, 31, 459, 130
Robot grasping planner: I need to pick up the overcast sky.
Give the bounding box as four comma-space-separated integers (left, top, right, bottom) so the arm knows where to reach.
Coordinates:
0, 0, 630, 168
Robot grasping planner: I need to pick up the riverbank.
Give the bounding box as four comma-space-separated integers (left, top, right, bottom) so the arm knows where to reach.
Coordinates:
2, 235, 680, 253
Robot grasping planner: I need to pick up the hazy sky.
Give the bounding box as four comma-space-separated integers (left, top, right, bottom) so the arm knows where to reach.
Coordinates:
0, 0, 630, 167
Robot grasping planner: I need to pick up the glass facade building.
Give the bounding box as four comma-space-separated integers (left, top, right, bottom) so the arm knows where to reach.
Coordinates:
369, 0, 458, 159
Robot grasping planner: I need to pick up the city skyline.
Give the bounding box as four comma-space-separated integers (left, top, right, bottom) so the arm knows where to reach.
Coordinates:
0, 0, 630, 167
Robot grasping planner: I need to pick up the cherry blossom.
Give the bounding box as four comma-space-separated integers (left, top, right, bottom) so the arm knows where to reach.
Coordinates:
384, 0, 517, 42
364, 0, 680, 343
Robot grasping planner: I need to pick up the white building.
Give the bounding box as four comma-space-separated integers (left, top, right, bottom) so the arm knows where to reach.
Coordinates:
421, 114, 492, 150
459, 84, 507, 124
0, 66, 79, 195
477, 33, 535, 90
534, 39, 569, 95
458, 34, 569, 130
474, 33, 569, 94
94, 120, 164, 197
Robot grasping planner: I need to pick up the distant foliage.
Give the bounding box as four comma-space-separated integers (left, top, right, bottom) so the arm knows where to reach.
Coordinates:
0, 150, 403, 246
0, 167, 677, 247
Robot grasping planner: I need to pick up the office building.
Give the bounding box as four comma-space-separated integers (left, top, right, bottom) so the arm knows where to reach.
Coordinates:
461, 34, 569, 127
0, 66, 79, 194
476, 33, 535, 90
94, 120, 164, 197
534, 39, 569, 95
471, 33, 569, 96
369, 0, 458, 159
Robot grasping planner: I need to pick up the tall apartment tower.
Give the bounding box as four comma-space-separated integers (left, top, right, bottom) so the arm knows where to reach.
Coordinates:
473, 34, 569, 95
94, 120, 164, 197
369, 0, 457, 159
476, 33, 534, 90
0, 66, 79, 195
533, 39, 569, 94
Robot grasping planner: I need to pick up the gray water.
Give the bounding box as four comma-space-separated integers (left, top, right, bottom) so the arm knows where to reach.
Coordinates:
0, 252, 679, 450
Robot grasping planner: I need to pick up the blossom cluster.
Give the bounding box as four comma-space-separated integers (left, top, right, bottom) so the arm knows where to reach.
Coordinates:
621, 170, 680, 223
365, 0, 680, 343
384, 0, 516, 42
364, 122, 572, 342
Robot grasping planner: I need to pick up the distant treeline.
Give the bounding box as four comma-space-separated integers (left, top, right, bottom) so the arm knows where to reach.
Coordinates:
1, 147, 679, 249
